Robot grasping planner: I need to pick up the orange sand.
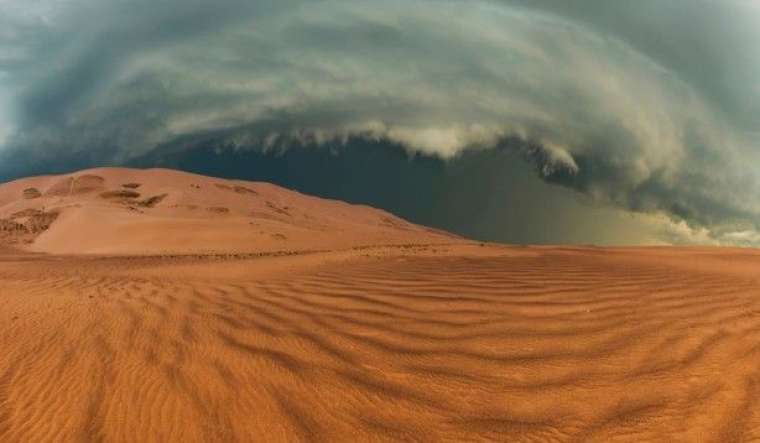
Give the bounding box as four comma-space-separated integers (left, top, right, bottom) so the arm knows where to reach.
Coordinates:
1, 169, 759, 441
0, 167, 455, 255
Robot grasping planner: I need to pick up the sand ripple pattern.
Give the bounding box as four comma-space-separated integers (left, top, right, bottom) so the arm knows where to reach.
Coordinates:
0, 248, 759, 441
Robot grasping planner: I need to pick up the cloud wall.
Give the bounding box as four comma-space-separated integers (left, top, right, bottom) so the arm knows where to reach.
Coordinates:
1, 0, 759, 244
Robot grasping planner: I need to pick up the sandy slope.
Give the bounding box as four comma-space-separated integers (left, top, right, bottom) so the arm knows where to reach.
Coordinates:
1, 244, 760, 441
0, 167, 455, 255
2, 168, 760, 441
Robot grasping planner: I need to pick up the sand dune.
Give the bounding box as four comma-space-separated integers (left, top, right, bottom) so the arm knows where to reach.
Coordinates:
0, 167, 455, 255
1, 168, 759, 441
1, 244, 760, 441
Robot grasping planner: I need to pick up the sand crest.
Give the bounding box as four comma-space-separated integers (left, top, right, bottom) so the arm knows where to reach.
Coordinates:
0, 167, 456, 255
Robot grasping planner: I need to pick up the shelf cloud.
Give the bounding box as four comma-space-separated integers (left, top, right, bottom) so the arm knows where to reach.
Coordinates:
1, 0, 759, 245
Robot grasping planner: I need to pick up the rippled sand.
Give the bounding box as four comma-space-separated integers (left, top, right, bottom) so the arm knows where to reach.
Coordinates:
1, 244, 759, 441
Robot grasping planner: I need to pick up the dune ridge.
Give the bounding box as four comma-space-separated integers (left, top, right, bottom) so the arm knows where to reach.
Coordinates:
0, 167, 456, 255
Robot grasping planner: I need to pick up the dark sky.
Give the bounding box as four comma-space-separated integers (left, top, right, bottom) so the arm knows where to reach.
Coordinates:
1, 0, 759, 245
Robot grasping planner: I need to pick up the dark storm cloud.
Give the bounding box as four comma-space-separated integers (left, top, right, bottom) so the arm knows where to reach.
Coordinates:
506, 0, 760, 129
128, 139, 673, 246
0, 0, 759, 245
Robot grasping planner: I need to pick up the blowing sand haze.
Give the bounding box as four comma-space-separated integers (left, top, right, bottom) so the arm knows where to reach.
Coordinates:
0, 168, 758, 441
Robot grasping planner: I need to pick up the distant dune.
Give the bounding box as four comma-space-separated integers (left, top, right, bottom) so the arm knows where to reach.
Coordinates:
0, 167, 458, 255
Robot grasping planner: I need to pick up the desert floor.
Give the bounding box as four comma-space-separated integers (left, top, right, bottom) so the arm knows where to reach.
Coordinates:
1, 243, 760, 442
